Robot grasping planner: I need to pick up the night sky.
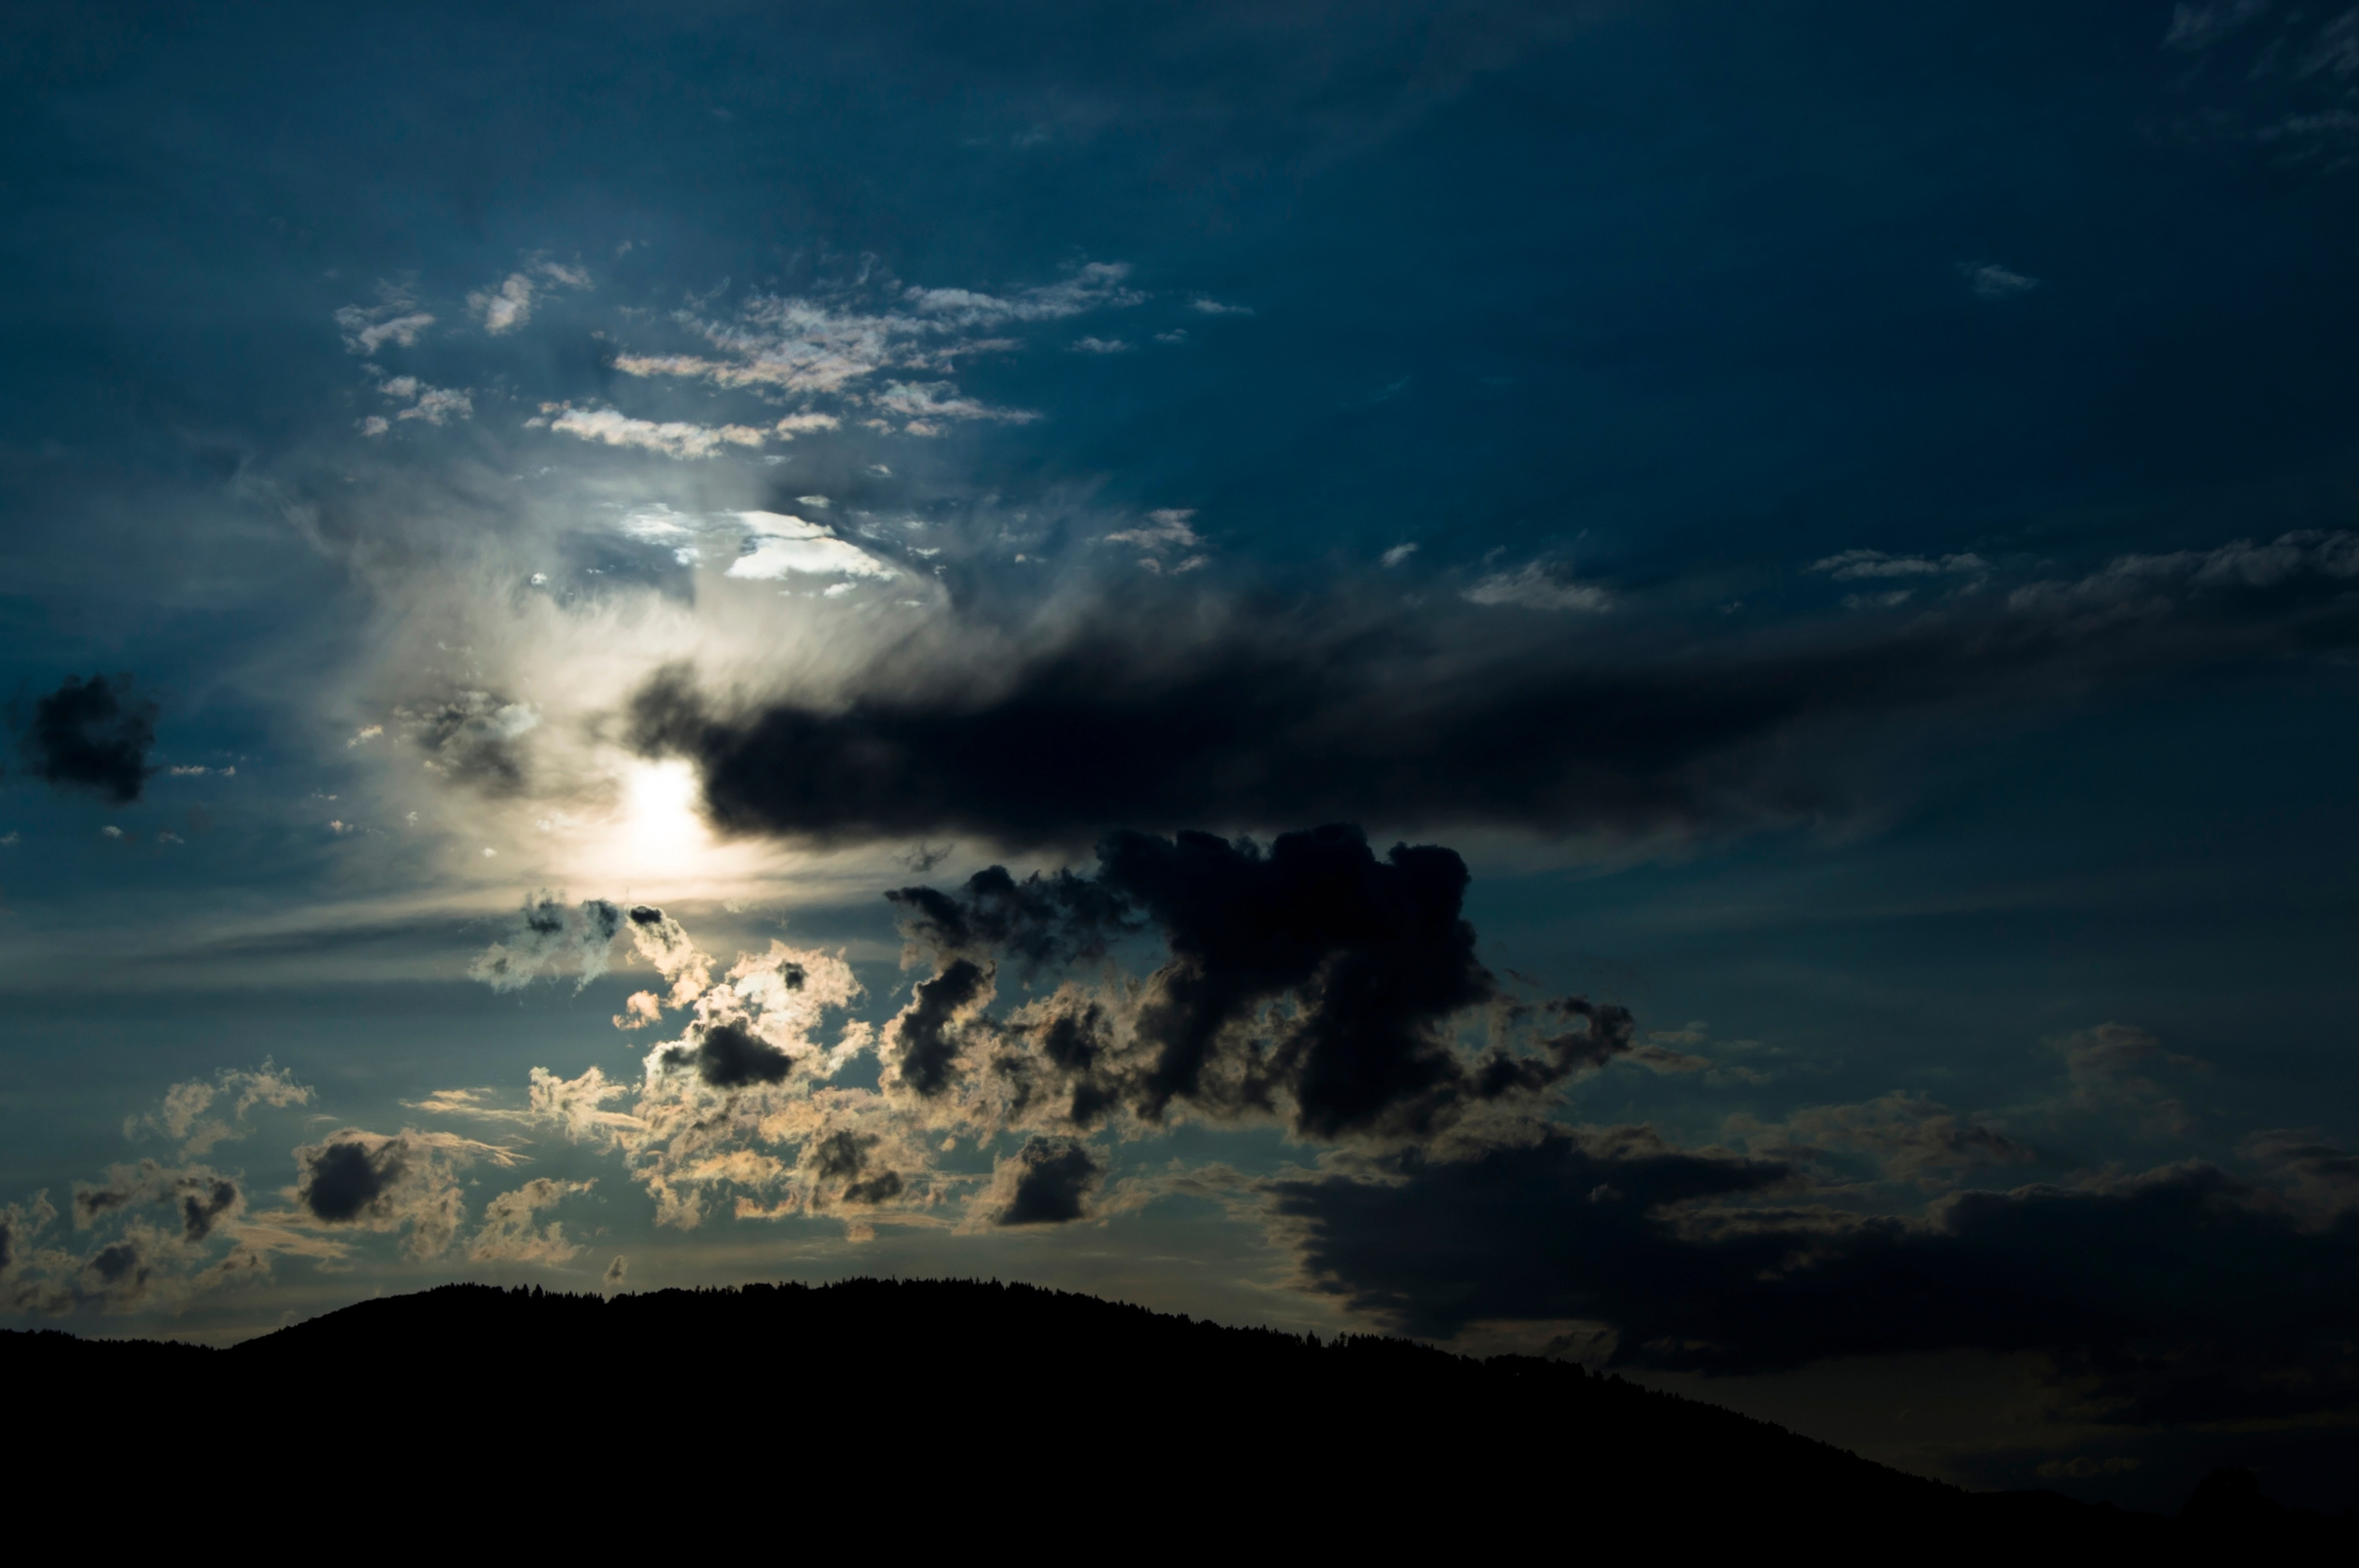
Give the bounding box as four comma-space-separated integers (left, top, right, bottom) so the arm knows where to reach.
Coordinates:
5, 1, 2357, 1510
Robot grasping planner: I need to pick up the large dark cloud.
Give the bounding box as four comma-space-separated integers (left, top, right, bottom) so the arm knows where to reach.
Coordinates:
16, 674, 159, 804
1272, 1132, 2359, 1424
887, 824, 1630, 1137
301, 1141, 400, 1222
625, 552, 2359, 847
993, 1136, 1106, 1225
886, 957, 994, 1098
662, 1021, 794, 1089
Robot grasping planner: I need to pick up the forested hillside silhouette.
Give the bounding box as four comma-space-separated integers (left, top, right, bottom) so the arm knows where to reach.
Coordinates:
7, 1278, 2344, 1546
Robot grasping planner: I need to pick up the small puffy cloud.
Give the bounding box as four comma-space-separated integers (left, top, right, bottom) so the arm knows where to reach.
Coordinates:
347, 724, 383, 748
1382, 543, 1418, 567
549, 407, 767, 459
1961, 262, 2040, 301
472, 273, 529, 333
124, 1061, 314, 1155
468, 1176, 593, 1263
603, 1254, 628, 1287
614, 990, 664, 1030
1809, 549, 1988, 581
359, 416, 389, 436
774, 413, 842, 437
725, 513, 900, 582
1463, 562, 1609, 612
1189, 297, 1254, 316
1154, 328, 1189, 345
1069, 336, 1132, 354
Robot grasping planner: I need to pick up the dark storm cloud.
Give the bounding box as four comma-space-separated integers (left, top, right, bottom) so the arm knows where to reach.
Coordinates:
302, 1141, 399, 1222
1272, 1133, 2359, 1423
627, 546, 2359, 848
662, 1020, 795, 1088
14, 674, 159, 804
886, 958, 994, 1098
993, 1136, 1106, 1225
890, 824, 1629, 1137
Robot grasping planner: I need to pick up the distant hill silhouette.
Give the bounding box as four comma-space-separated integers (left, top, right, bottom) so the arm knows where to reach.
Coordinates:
6, 1279, 2346, 1546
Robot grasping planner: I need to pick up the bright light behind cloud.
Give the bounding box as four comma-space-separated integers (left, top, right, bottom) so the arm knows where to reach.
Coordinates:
623, 759, 707, 871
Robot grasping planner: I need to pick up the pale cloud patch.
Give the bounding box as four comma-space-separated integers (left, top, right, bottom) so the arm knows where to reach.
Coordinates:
469, 259, 592, 335
1103, 509, 1208, 573
468, 1177, 594, 1263
334, 285, 435, 354
1961, 262, 2040, 301
124, 1061, 314, 1156
2007, 529, 2359, 620
1464, 562, 1609, 612
398, 385, 472, 425
1381, 543, 1418, 567
548, 407, 768, 459
874, 380, 1039, 426
903, 262, 1142, 327
725, 513, 900, 583
2048, 1022, 2206, 1136
615, 264, 1139, 404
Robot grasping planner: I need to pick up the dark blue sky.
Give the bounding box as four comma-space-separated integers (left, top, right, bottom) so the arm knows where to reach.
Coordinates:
5, 0, 2357, 1510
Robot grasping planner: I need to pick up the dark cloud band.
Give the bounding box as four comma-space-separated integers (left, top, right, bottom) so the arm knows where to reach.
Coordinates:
625, 563, 2359, 848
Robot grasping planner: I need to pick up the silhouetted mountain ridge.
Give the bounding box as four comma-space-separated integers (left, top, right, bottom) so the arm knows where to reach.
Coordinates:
6, 1279, 2345, 1546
